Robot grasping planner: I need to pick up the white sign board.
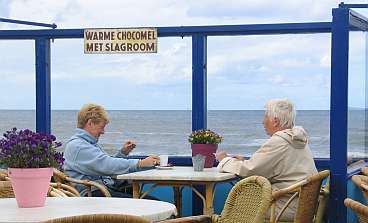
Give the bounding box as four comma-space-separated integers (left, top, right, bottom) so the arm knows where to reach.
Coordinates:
84, 28, 157, 54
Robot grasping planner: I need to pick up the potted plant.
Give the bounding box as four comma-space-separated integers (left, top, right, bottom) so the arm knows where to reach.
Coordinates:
188, 129, 223, 168
0, 128, 64, 208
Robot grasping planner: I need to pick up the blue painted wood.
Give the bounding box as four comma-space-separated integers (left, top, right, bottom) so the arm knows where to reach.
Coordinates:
330, 7, 350, 223
0, 17, 56, 28
35, 38, 51, 134
339, 3, 368, 8
0, 22, 333, 40
192, 34, 207, 131
191, 34, 207, 216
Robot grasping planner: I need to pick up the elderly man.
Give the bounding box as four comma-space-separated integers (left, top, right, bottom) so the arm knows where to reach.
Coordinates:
216, 99, 317, 220
64, 103, 160, 197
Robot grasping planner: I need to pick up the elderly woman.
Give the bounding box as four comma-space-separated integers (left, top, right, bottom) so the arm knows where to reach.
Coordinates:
64, 103, 160, 197
216, 99, 317, 221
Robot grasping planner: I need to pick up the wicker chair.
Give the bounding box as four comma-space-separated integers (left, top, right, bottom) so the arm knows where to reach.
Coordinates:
0, 169, 9, 181
269, 170, 330, 223
344, 198, 368, 223
352, 175, 368, 200
0, 181, 15, 198
161, 175, 272, 223
52, 168, 111, 197
314, 177, 330, 223
41, 214, 150, 223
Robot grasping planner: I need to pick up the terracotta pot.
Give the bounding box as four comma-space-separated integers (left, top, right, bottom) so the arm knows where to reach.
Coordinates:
191, 144, 218, 168
8, 168, 53, 208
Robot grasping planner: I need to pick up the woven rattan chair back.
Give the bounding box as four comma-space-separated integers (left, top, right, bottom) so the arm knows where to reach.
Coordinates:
294, 170, 330, 223
345, 198, 368, 223
52, 168, 111, 197
314, 176, 329, 223
41, 214, 150, 223
0, 181, 15, 198
0, 169, 9, 181
216, 175, 272, 223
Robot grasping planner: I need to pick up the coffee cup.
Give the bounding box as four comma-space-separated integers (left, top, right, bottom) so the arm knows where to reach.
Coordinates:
159, 155, 168, 166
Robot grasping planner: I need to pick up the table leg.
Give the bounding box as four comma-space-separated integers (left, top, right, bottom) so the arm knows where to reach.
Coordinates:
173, 186, 182, 217
205, 183, 215, 215
132, 182, 140, 199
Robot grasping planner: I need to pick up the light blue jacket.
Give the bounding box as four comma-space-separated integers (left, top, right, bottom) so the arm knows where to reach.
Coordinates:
64, 128, 139, 193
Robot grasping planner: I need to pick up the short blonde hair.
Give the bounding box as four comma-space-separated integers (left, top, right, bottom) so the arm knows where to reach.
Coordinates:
77, 104, 109, 128
264, 99, 296, 129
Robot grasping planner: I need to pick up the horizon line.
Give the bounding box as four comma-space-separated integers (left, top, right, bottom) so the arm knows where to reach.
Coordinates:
0, 108, 364, 111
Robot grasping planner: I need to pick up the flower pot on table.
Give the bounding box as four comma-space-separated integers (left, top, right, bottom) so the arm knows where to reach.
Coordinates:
8, 167, 53, 208
191, 144, 218, 168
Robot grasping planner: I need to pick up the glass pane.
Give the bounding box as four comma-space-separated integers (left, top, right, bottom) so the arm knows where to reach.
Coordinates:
51, 38, 192, 155
348, 31, 367, 161
0, 40, 36, 132
208, 34, 331, 158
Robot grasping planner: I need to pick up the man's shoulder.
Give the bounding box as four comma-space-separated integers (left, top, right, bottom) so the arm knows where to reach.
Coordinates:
261, 134, 289, 149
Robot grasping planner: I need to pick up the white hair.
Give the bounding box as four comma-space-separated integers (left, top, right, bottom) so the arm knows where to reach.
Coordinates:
264, 99, 296, 129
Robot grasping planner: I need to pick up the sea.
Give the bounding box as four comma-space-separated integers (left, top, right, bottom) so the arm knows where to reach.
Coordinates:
0, 110, 366, 159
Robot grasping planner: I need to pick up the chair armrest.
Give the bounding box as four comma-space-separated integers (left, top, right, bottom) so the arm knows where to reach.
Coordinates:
49, 182, 80, 197
52, 168, 111, 197
160, 215, 212, 223
60, 176, 111, 197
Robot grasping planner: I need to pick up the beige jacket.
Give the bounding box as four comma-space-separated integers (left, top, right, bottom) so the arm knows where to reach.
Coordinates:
217, 127, 317, 220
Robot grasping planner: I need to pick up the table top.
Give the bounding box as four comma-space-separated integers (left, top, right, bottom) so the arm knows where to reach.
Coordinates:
117, 166, 236, 182
0, 197, 177, 222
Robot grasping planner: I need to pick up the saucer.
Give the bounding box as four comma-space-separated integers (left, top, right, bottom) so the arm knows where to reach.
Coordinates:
155, 165, 174, 170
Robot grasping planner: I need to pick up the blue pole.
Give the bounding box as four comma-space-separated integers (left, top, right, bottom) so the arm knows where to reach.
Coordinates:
35, 38, 51, 134
0, 17, 56, 28
330, 7, 349, 223
192, 34, 207, 215
192, 34, 207, 131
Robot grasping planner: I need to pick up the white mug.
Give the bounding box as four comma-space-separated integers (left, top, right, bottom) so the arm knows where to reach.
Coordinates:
159, 155, 168, 166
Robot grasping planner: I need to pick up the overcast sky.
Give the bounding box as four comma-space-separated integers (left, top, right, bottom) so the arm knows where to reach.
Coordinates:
0, 0, 367, 110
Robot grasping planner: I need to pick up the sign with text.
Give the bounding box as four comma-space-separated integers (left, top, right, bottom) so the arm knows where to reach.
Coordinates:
84, 28, 157, 54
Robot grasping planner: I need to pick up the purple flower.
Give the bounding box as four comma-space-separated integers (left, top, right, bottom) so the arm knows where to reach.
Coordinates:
0, 128, 63, 169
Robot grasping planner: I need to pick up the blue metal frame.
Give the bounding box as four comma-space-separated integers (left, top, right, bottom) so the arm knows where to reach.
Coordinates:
339, 3, 368, 9
0, 22, 333, 40
192, 34, 207, 131
35, 38, 51, 134
1, 5, 368, 219
330, 7, 350, 223
0, 17, 56, 29
329, 4, 368, 222
191, 34, 207, 215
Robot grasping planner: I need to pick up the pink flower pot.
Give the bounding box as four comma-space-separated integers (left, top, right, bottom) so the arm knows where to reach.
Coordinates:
8, 168, 53, 208
191, 144, 218, 168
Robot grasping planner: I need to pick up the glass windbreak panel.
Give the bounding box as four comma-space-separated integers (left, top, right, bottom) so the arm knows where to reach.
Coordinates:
207, 34, 331, 158
347, 31, 367, 162
51, 38, 192, 155
0, 40, 36, 132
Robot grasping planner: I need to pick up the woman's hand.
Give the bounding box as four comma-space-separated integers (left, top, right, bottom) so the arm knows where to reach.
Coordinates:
122, 140, 136, 155
139, 156, 160, 167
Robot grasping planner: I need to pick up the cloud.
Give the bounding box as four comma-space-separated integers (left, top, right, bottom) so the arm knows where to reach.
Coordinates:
0, 0, 367, 109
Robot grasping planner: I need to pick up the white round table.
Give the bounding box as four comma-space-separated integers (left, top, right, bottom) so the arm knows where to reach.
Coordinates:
0, 197, 177, 222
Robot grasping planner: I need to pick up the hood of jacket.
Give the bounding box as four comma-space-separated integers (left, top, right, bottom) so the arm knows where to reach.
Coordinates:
69, 128, 97, 145
274, 126, 308, 149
